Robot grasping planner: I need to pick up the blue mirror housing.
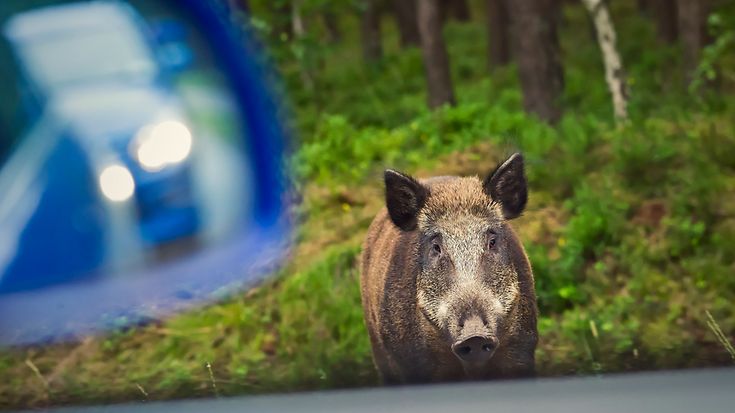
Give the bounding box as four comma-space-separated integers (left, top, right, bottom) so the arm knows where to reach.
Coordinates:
0, 0, 292, 346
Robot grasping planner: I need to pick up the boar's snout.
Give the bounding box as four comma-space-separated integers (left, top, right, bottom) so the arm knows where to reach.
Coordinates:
450, 315, 498, 367
451, 335, 497, 365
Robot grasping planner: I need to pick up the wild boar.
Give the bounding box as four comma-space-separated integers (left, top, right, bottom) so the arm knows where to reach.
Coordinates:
360, 153, 537, 384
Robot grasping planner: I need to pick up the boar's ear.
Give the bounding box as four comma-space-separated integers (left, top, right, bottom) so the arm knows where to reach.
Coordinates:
384, 169, 428, 231
483, 153, 527, 220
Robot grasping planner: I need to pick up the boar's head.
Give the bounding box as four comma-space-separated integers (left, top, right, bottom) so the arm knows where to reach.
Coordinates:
384, 153, 528, 373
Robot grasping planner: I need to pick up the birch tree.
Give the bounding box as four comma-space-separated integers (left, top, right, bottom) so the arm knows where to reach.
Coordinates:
582, 0, 629, 122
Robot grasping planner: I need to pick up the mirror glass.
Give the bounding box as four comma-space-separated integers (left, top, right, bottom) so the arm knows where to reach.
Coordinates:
0, 0, 289, 345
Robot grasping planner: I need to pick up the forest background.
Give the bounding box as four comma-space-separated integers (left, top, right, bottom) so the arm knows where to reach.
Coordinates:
1, 0, 735, 409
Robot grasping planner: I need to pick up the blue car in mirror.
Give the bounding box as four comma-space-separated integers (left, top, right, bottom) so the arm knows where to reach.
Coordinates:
3, 1, 200, 247
0, 0, 290, 345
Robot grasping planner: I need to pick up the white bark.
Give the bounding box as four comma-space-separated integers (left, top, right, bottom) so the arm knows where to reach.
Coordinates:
292, 0, 305, 38
290, 0, 314, 90
582, 0, 628, 122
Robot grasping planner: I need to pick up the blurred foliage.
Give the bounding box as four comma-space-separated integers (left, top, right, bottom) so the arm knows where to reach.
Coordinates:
2, 0, 735, 409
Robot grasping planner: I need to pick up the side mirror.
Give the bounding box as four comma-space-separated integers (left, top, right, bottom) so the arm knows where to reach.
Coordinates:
0, 0, 291, 346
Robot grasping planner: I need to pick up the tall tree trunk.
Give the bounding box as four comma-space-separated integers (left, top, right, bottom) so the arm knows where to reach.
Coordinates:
486, 0, 511, 69
650, 0, 678, 44
582, 0, 629, 122
544, 0, 563, 80
677, 0, 710, 86
418, 0, 456, 108
439, 0, 471, 22
393, 0, 421, 48
323, 11, 342, 43
507, 0, 564, 123
547, 0, 563, 31
360, 0, 383, 62
449, 0, 471, 21
438, 0, 449, 23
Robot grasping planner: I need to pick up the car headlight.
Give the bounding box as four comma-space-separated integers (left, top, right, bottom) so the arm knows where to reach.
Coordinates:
134, 120, 193, 171
99, 164, 135, 202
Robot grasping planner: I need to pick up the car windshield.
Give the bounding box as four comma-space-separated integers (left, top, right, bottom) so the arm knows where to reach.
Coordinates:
19, 27, 157, 92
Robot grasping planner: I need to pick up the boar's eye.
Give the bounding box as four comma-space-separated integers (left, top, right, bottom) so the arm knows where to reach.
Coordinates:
487, 231, 497, 250
429, 234, 442, 257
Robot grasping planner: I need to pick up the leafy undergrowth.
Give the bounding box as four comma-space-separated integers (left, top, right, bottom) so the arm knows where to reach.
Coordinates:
2, 1, 735, 410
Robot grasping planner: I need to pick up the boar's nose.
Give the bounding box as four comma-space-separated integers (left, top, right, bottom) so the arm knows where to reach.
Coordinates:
451, 335, 498, 365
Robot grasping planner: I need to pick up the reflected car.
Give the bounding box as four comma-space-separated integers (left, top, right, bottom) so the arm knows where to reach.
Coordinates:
2, 0, 199, 247
0, 0, 290, 339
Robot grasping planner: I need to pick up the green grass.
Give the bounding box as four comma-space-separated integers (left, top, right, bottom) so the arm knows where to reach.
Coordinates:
2, 1, 735, 409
